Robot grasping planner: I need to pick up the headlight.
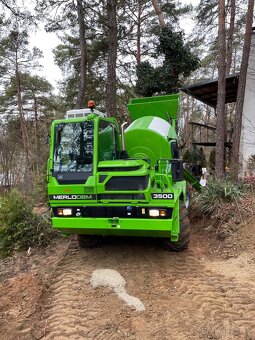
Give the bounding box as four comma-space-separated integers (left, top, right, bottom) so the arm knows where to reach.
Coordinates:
149, 209, 167, 217
149, 209, 160, 217
57, 208, 72, 216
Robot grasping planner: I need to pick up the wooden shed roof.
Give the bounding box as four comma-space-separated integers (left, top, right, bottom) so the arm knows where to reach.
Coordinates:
181, 74, 239, 108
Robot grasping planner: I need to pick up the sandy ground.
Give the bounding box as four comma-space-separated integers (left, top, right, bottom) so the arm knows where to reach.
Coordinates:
1, 219, 255, 340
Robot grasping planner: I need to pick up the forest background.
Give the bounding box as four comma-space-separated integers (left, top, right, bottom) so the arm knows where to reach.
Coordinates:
0, 0, 254, 198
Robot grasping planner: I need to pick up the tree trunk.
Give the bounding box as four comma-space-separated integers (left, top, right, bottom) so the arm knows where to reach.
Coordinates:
226, 0, 236, 76
106, 0, 118, 117
15, 60, 31, 166
215, 0, 227, 178
231, 0, 255, 177
136, 0, 142, 64
151, 0, 166, 27
76, 0, 87, 109
33, 91, 39, 172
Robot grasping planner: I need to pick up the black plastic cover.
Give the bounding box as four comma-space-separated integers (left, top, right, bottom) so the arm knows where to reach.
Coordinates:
105, 176, 149, 191
171, 159, 184, 182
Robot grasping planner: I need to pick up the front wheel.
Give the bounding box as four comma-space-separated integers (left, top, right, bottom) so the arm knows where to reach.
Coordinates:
162, 202, 190, 252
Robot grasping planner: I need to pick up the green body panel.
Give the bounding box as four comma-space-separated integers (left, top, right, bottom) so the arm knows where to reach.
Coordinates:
128, 94, 179, 122
96, 159, 151, 198
53, 217, 175, 238
47, 94, 188, 242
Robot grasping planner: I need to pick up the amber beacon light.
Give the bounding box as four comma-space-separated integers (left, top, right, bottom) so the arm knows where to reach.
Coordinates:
88, 100, 96, 109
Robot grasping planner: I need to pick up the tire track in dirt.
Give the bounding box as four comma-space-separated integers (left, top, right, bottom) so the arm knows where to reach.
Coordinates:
20, 237, 255, 340
23, 240, 123, 340
125, 244, 255, 340
164, 257, 255, 340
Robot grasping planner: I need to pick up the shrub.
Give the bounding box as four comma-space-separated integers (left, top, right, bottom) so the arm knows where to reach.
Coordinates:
31, 170, 48, 203
195, 178, 245, 216
0, 189, 57, 256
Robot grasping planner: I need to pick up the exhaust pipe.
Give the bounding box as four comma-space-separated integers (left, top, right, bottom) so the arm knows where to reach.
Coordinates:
120, 122, 128, 159
121, 122, 128, 150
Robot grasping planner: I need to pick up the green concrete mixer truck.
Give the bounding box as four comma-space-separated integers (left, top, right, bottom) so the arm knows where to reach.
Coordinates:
47, 94, 199, 251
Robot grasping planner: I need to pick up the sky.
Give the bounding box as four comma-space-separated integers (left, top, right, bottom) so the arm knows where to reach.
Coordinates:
29, 27, 62, 89
29, 0, 200, 90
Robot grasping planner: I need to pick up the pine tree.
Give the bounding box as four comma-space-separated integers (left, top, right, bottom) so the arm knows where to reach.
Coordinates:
106, 0, 117, 116
136, 25, 199, 96
0, 28, 42, 167
215, 0, 226, 178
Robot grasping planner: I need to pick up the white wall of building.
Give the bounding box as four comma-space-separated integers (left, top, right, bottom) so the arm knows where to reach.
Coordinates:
240, 30, 255, 174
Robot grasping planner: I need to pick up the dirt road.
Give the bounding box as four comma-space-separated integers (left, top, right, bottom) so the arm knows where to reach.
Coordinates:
1, 220, 255, 340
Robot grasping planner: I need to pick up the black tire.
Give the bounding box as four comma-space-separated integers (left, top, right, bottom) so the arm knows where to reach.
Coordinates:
77, 235, 102, 248
162, 202, 190, 252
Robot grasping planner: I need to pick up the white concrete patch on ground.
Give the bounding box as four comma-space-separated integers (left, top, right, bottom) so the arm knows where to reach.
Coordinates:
90, 269, 145, 312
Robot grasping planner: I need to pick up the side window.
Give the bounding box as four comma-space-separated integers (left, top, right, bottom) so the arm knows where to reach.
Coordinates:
98, 120, 117, 161
171, 141, 179, 159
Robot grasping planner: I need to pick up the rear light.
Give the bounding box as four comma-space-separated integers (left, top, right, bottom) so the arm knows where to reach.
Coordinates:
57, 208, 72, 216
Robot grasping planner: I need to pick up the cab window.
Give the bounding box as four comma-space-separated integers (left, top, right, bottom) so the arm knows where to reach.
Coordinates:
53, 121, 93, 173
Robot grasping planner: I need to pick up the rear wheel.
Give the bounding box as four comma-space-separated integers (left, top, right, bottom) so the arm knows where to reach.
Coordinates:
162, 202, 190, 252
77, 235, 102, 248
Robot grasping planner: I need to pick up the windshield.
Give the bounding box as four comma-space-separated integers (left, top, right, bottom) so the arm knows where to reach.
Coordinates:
53, 121, 93, 173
